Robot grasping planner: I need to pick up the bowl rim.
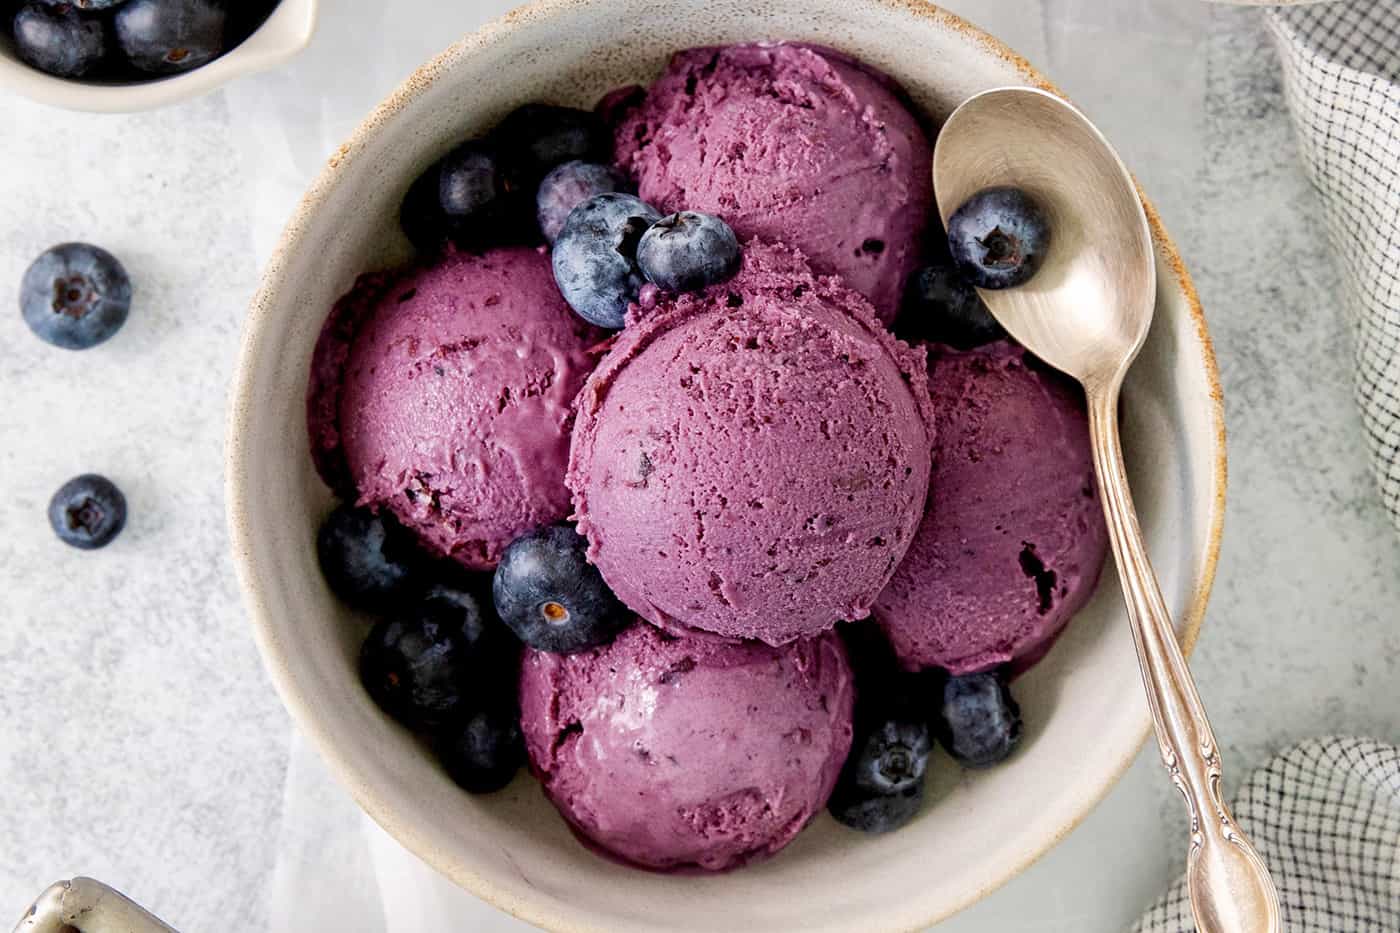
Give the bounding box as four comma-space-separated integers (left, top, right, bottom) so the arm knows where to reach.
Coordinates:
0, 0, 320, 113
225, 1, 1227, 929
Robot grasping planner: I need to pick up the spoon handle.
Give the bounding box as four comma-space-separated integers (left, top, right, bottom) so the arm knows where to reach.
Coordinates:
1085, 384, 1281, 933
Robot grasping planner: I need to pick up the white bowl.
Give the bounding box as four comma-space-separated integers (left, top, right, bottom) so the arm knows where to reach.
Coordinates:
0, 0, 317, 113
227, 2, 1227, 930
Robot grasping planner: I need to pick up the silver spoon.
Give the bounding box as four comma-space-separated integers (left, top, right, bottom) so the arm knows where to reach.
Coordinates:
932, 87, 1281, 933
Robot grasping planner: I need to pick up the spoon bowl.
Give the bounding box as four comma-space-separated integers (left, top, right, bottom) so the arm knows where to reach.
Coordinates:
933, 87, 1155, 391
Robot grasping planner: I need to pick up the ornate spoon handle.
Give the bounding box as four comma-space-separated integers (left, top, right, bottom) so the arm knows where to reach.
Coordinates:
1086, 382, 1281, 933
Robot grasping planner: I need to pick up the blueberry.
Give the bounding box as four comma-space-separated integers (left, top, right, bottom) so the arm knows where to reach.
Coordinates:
493, 104, 609, 187
947, 187, 1051, 290
436, 706, 524, 794
536, 161, 626, 245
551, 193, 660, 329
399, 159, 452, 255
828, 781, 924, 834
896, 261, 1005, 349
21, 243, 131, 350
938, 671, 1023, 768
316, 505, 422, 611
438, 141, 504, 218
492, 524, 629, 654
13, 2, 109, 77
114, 0, 226, 75
42, 0, 128, 8
359, 585, 511, 732
850, 717, 932, 796
48, 474, 126, 550
417, 578, 519, 691
636, 211, 741, 293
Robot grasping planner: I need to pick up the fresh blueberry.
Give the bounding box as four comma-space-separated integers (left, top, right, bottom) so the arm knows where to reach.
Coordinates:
114, 0, 226, 75
316, 504, 422, 611
850, 717, 932, 796
20, 243, 131, 350
896, 261, 1005, 349
947, 186, 1051, 290
551, 193, 660, 329
492, 524, 629, 654
13, 2, 109, 78
438, 140, 505, 220
48, 474, 126, 550
417, 578, 519, 689
536, 161, 626, 245
359, 585, 512, 732
636, 211, 741, 293
938, 671, 1023, 768
492, 104, 609, 187
400, 159, 451, 255
436, 706, 525, 794
828, 780, 924, 834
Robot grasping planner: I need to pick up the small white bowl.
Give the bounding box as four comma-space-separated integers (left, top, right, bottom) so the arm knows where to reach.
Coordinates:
0, 0, 317, 113
227, 2, 1227, 930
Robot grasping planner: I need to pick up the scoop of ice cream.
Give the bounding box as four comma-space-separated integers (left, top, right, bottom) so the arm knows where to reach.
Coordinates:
307, 246, 600, 570
612, 43, 932, 324
519, 622, 855, 872
874, 341, 1109, 675
568, 240, 935, 646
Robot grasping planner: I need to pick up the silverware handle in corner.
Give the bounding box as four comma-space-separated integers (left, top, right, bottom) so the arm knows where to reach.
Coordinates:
14, 878, 177, 933
1085, 384, 1281, 933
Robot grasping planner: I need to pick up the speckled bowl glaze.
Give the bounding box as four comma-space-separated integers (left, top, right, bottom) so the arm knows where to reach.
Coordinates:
0, 0, 317, 113
227, 2, 1227, 930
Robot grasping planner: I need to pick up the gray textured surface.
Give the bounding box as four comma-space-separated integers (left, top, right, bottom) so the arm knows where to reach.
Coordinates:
1, 2, 1397, 932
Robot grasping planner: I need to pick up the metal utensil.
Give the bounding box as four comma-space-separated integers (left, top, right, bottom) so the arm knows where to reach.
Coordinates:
932, 86, 1281, 933
13, 878, 175, 933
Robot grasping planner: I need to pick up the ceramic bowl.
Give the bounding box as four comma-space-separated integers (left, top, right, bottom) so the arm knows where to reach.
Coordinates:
227, 1, 1226, 929
0, 0, 317, 113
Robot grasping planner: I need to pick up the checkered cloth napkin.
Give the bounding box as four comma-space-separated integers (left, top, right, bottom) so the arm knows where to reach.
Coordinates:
1266, 0, 1400, 530
1133, 737, 1400, 931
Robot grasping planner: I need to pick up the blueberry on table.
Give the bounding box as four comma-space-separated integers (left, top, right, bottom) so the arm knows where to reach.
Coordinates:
552, 193, 661, 329
492, 103, 609, 186
946, 186, 1051, 290
48, 474, 126, 550
436, 706, 525, 794
828, 780, 924, 834
13, 2, 109, 78
21, 243, 131, 350
316, 505, 422, 611
536, 161, 627, 245
114, 0, 227, 75
896, 261, 1005, 349
637, 211, 741, 293
938, 670, 1023, 768
493, 524, 629, 654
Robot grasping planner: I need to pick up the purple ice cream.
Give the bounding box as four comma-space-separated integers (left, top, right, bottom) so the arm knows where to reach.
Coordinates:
519, 622, 855, 872
874, 341, 1109, 675
611, 43, 932, 324
307, 246, 601, 570
567, 240, 935, 646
